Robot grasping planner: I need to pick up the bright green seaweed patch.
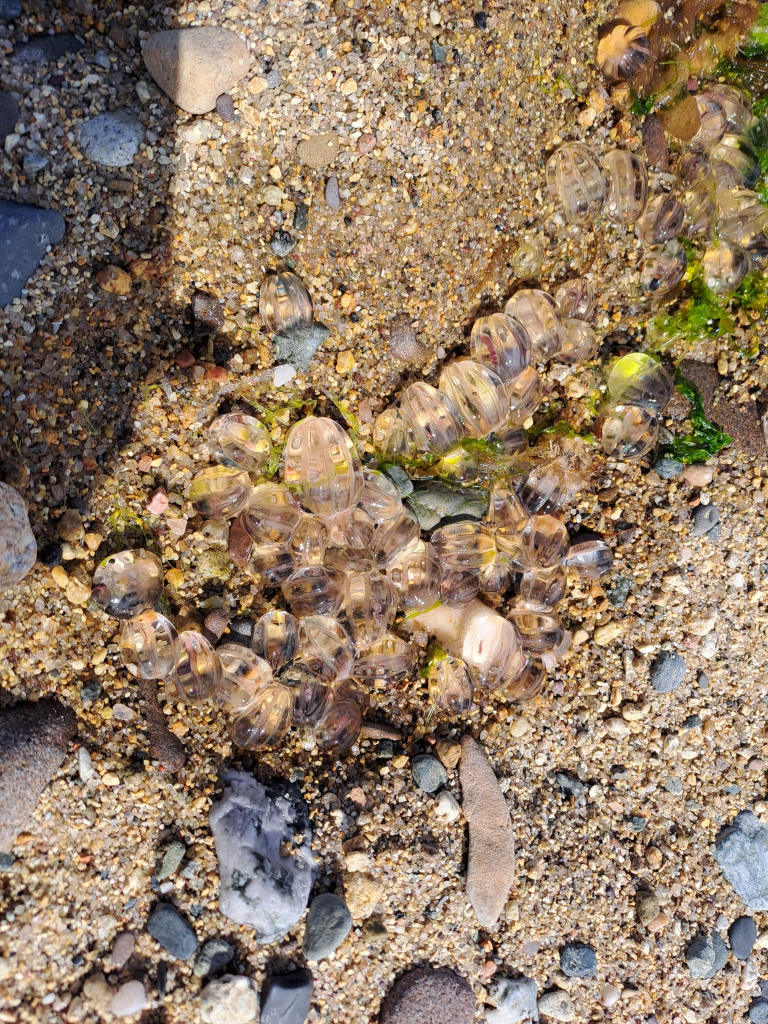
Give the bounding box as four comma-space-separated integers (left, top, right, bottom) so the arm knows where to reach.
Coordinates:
647, 259, 741, 352
662, 374, 733, 463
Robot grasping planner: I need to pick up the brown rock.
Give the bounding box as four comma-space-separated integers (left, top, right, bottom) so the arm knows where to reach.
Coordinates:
436, 739, 461, 769
96, 265, 132, 295
658, 95, 700, 143
228, 515, 253, 568
646, 911, 669, 933
360, 721, 401, 740
143, 28, 250, 115
129, 245, 172, 280
645, 846, 663, 868
57, 508, 84, 543
459, 736, 515, 928
380, 966, 475, 1024
297, 131, 339, 169
635, 889, 660, 926
641, 113, 669, 171
388, 314, 429, 365
137, 678, 186, 772
356, 132, 376, 155
680, 360, 764, 456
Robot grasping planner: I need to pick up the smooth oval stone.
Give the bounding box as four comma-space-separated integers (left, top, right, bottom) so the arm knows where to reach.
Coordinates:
729, 915, 757, 959
79, 110, 145, 167
411, 754, 449, 793
302, 893, 352, 961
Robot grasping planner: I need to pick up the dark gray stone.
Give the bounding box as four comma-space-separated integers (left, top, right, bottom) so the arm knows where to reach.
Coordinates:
654, 455, 684, 479
649, 651, 686, 694
630, 816, 647, 832
686, 931, 728, 979
0, 93, 18, 140
555, 772, 585, 801
193, 937, 234, 978
13, 33, 84, 63
0, 201, 66, 308
293, 202, 309, 231
559, 942, 597, 978
271, 229, 296, 257
260, 968, 313, 1024
384, 465, 414, 497
715, 811, 768, 910
302, 893, 352, 961
729, 915, 757, 960
274, 322, 329, 371
22, 152, 49, 177
607, 575, 631, 608
0, 0, 21, 19
215, 93, 235, 122
682, 714, 702, 730
431, 39, 447, 63
690, 504, 720, 538
227, 617, 255, 646
411, 755, 448, 793
146, 903, 199, 960
79, 110, 144, 168
80, 680, 102, 705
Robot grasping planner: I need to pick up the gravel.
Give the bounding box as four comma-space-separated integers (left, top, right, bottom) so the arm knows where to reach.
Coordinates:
157, 839, 185, 880
302, 894, 352, 961
411, 755, 448, 793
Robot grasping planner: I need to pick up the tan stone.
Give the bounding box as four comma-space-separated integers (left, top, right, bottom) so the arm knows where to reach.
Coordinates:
297, 131, 339, 169
659, 95, 700, 143
95, 265, 132, 295
436, 739, 461, 769
645, 846, 663, 868
66, 578, 90, 606
605, 717, 631, 738
594, 622, 623, 645
143, 28, 250, 115
344, 871, 382, 919
646, 912, 669, 933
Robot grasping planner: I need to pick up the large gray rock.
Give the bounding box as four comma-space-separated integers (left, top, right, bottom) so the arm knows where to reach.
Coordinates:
209, 771, 315, 943
260, 969, 313, 1024
0, 482, 36, 590
0, 202, 65, 308
13, 33, 83, 63
143, 28, 249, 115
79, 110, 144, 167
380, 966, 475, 1024
715, 811, 768, 910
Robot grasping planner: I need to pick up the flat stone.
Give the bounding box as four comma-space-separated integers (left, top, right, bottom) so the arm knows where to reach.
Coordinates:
537, 991, 575, 1022
559, 942, 597, 978
359, 721, 402, 740
0, 482, 36, 589
107, 931, 135, 971
649, 650, 686, 693
690, 504, 720, 538
0, 201, 66, 308
296, 131, 339, 169
193, 937, 234, 978
146, 902, 199, 960
485, 975, 539, 1023
715, 811, 768, 910
0, 0, 21, 18
302, 893, 352, 961
79, 110, 144, 167
380, 966, 475, 1024
411, 755, 447, 793
157, 840, 185, 880
686, 931, 729, 979
259, 969, 313, 1024
0, 94, 18, 140
730, 916, 758, 960
143, 28, 250, 115
13, 33, 84, 62
274, 323, 329, 372
111, 980, 146, 1018
200, 974, 259, 1024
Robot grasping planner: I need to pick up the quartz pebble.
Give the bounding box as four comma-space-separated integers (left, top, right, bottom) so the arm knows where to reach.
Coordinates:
485, 975, 539, 1023
200, 975, 259, 1024
110, 980, 147, 1018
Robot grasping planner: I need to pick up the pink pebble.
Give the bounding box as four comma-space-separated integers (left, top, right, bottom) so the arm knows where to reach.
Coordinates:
205, 364, 228, 383
166, 517, 188, 538
147, 487, 169, 515
137, 454, 153, 473
175, 348, 195, 368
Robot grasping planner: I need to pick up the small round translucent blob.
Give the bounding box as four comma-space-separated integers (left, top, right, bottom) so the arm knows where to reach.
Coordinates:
208, 413, 271, 475
297, 615, 355, 682
510, 240, 544, 279
360, 468, 403, 524
504, 290, 563, 361
554, 278, 595, 321
487, 480, 528, 532
332, 677, 369, 707
438, 359, 509, 438
506, 366, 543, 425
602, 149, 648, 225
597, 20, 652, 82
601, 404, 659, 460
248, 542, 295, 584
635, 194, 686, 246
718, 192, 768, 261
519, 565, 567, 607
640, 240, 687, 297
327, 508, 375, 551
520, 514, 570, 569
714, 162, 743, 209
92, 548, 164, 620
215, 643, 273, 713
557, 319, 598, 365
283, 416, 364, 517
691, 94, 728, 152
387, 539, 443, 610
290, 515, 328, 566
399, 382, 464, 456
353, 633, 413, 683
281, 565, 345, 618
478, 555, 515, 595
498, 654, 546, 703
470, 313, 531, 384
682, 188, 716, 239
292, 670, 330, 727
315, 699, 362, 755
710, 135, 761, 190
373, 510, 421, 568
491, 424, 528, 457
678, 151, 714, 190
518, 463, 566, 516
168, 631, 221, 705
437, 446, 480, 485
259, 271, 313, 333
510, 603, 565, 654
607, 352, 674, 412
440, 569, 481, 605
702, 240, 749, 297
746, 115, 768, 151
372, 407, 416, 462
428, 656, 473, 714
701, 84, 752, 134
251, 609, 300, 670
563, 536, 613, 580
189, 466, 253, 519
241, 483, 302, 546
546, 142, 607, 224
231, 683, 294, 750
324, 545, 377, 576
344, 570, 398, 647
431, 522, 496, 574
120, 609, 178, 679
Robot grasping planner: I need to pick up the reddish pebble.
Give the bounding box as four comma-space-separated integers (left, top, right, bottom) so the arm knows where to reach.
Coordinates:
137, 454, 153, 473
204, 608, 229, 639
82, 457, 98, 471
205, 365, 228, 383
147, 487, 169, 515
175, 348, 195, 368
228, 515, 253, 567
348, 786, 367, 810
358, 400, 373, 424
479, 961, 497, 979
356, 132, 376, 155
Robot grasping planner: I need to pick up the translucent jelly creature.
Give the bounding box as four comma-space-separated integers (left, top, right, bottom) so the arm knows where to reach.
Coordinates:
372, 407, 416, 462
373, 510, 420, 568
315, 699, 362, 755
506, 366, 543, 425
259, 270, 313, 333
251, 609, 299, 671
283, 416, 364, 517
332, 677, 369, 707
519, 515, 570, 569
498, 654, 546, 703
545, 142, 606, 225
230, 683, 294, 750
487, 479, 528, 533
469, 313, 531, 384
360, 468, 403, 524
438, 359, 508, 438
292, 671, 330, 727
431, 522, 496, 574
428, 656, 473, 715
327, 508, 375, 551
557, 319, 598, 365
241, 483, 302, 546
602, 149, 648, 225
607, 353, 673, 413
718, 195, 768, 261
519, 565, 567, 607
701, 84, 752, 134
353, 633, 413, 682
398, 382, 463, 456
510, 239, 544, 280
691, 94, 728, 152
440, 570, 481, 605
92, 548, 164, 620
682, 189, 716, 239
249, 542, 295, 584
597, 20, 652, 82
209, 413, 271, 475
711, 135, 761, 190
640, 240, 687, 297
344, 571, 398, 647
518, 463, 566, 515
168, 631, 222, 705
478, 556, 514, 595
281, 565, 344, 617
678, 151, 714, 190
554, 278, 595, 321
601, 404, 659, 460
387, 539, 442, 610
120, 610, 178, 679
504, 290, 563, 362
298, 615, 354, 682
215, 644, 273, 713
510, 604, 564, 654
492, 424, 528, 457
290, 515, 327, 566
702, 240, 749, 297
562, 536, 613, 580
437, 446, 480, 485
635, 194, 685, 246
189, 466, 253, 519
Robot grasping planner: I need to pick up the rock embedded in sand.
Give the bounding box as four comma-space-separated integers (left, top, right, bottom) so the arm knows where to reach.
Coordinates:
379, 966, 475, 1024
200, 974, 259, 1024
143, 28, 250, 115
260, 968, 313, 1024
715, 811, 768, 910
0, 201, 66, 311
0, 482, 36, 589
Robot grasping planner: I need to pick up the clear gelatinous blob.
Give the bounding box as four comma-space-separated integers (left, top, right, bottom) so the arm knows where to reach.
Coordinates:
436, 446, 480, 485
714, 162, 743, 210
208, 413, 271, 475
353, 633, 413, 683
519, 565, 567, 607
290, 514, 328, 566
283, 416, 364, 517
215, 643, 273, 713
470, 312, 531, 384
700, 84, 752, 134
489, 423, 528, 457
292, 670, 330, 727
248, 541, 296, 584
440, 569, 481, 605
478, 554, 515, 595
597, 20, 652, 82
510, 239, 544, 279
371, 407, 417, 462
259, 270, 313, 333
281, 564, 345, 617
718, 194, 768, 261
607, 352, 674, 412
506, 366, 543, 424
315, 699, 362, 755
463, 608, 522, 691
387, 539, 442, 610
602, 149, 648, 225
251, 609, 300, 671
682, 188, 716, 239
518, 463, 566, 516
487, 479, 528, 532
710, 135, 761, 190
703, 239, 750, 297
327, 507, 375, 551
189, 466, 253, 519
331, 677, 369, 707
398, 382, 464, 456
92, 548, 164, 620
678, 151, 714, 190
241, 483, 302, 546
323, 545, 377, 576
120, 609, 178, 679
557, 318, 598, 365
343, 570, 398, 647
635, 194, 685, 246
639, 240, 687, 297
498, 653, 546, 703
691, 94, 728, 152
510, 603, 565, 654
563, 536, 613, 580
520, 514, 570, 569
745, 114, 768, 151
168, 631, 221, 705
428, 656, 473, 714
554, 278, 595, 321
360, 468, 403, 524
504, 289, 563, 362
545, 142, 607, 225
601, 404, 659, 460
438, 359, 509, 438
230, 683, 294, 750
297, 615, 354, 682
373, 509, 421, 568
431, 521, 496, 574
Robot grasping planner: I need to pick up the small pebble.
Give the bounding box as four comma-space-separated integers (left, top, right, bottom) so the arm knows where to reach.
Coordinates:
730, 916, 758, 960
537, 990, 576, 1022
273, 364, 297, 388
474, 11, 488, 29
325, 175, 341, 210
146, 903, 199, 960
271, 229, 296, 256
559, 942, 597, 978
411, 755, 448, 793
294, 203, 309, 231
193, 937, 234, 978
108, 932, 136, 971
302, 893, 352, 961
690, 503, 720, 538
215, 93, 235, 121
654, 455, 684, 479
157, 839, 186, 880
110, 980, 146, 1018
649, 651, 686, 693
433, 791, 461, 822
78, 746, 95, 783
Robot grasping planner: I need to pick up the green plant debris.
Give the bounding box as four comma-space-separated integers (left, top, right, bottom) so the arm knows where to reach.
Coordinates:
630, 94, 655, 117
106, 495, 161, 555
401, 598, 442, 621
661, 373, 733, 463
418, 643, 448, 679
321, 390, 360, 441
742, 2, 768, 60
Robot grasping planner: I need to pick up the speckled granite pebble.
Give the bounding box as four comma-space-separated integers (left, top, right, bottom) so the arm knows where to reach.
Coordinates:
379, 966, 475, 1024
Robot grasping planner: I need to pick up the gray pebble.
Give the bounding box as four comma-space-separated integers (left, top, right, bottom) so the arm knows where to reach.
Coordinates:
302, 893, 352, 961
215, 93, 235, 122
664, 775, 683, 795
157, 840, 186, 880
13, 33, 83, 62
559, 942, 597, 978
266, 69, 281, 88
406, 483, 486, 531
750, 1001, 768, 1024
79, 110, 144, 168
431, 39, 447, 63
22, 152, 48, 177
78, 746, 95, 783
294, 202, 309, 231
193, 937, 234, 978
411, 755, 448, 793
649, 650, 686, 693
555, 772, 585, 801
629, 816, 647, 832
682, 714, 702, 730
325, 175, 340, 210
80, 680, 102, 705
654, 455, 684, 479
260, 969, 313, 1024
607, 575, 631, 608
690, 504, 720, 538
686, 931, 729, 979
0, 201, 66, 307
383, 465, 414, 497
697, 671, 710, 689
271, 229, 296, 257
274, 323, 329, 372
93, 50, 111, 70
715, 811, 768, 910
146, 903, 199, 960
729, 916, 757, 960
